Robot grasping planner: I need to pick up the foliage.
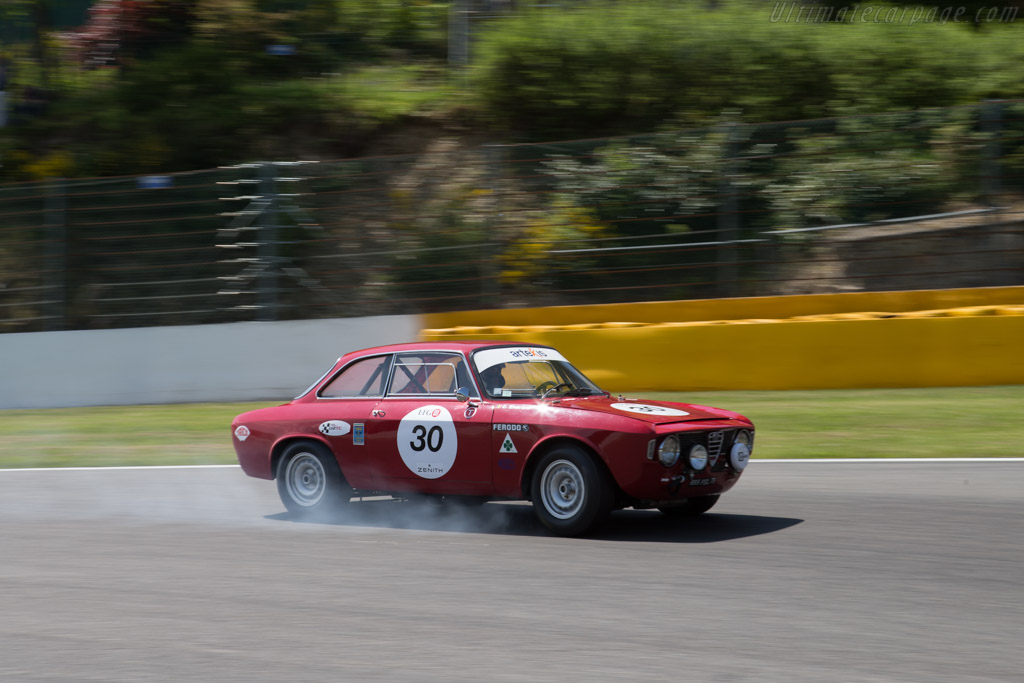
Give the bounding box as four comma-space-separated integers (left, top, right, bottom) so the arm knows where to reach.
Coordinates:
0, 0, 453, 178
470, 2, 834, 134
1000, 102, 1024, 194
764, 113, 963, 230
470, 1, 1024, 137
541, 124, 771, 231
4, 0, 1024, 178
1, 0, 1022, 314
499, 199, 609, 291
536, 108, 984, 243
69, 0, 199, 68
332, 64, 451, 122
530, 127, 757, 296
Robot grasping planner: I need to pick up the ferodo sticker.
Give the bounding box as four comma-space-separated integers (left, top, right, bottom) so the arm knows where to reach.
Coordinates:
234, 425, 250, 442
397, 405, 458, 479
493, 423, 529, 432
610, 402, 689, 417
318, 420, 351, 437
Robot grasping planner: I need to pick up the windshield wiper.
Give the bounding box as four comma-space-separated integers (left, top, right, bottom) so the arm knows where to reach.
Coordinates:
562, 388, 598, 397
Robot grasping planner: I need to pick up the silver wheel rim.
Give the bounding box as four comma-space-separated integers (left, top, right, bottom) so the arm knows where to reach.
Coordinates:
284, 453, 325, 507
539, 459, 586, 520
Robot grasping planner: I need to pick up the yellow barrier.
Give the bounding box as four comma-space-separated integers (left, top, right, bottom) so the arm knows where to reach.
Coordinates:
422, 285, 1024, 329
422, 308, 1024, 391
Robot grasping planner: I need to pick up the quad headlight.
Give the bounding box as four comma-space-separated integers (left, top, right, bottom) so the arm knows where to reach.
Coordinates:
689, 444, 709, 470
658, 435, 681, 467
730, 430, 753, 471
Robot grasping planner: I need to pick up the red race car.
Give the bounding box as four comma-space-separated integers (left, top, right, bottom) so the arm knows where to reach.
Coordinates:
232, 341, 754, 535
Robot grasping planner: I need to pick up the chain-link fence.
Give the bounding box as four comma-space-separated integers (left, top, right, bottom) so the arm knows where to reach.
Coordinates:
3, 101, 1024, 333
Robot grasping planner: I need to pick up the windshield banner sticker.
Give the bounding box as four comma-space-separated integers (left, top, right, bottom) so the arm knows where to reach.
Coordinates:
474, 346, 568, 371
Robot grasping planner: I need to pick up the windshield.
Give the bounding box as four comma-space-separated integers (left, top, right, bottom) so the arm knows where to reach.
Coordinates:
472, 347, 604, 399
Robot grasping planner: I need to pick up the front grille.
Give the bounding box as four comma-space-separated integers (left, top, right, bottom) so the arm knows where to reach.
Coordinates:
676, 429, 736, 471
707, 431, 725, 465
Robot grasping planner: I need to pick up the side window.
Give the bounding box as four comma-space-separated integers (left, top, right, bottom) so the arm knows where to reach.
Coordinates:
388, 353, 469, 397
319, 355, 392, 398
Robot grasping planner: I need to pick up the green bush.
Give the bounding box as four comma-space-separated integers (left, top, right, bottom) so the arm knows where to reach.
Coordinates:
5, 0, 1024, 179
471, 1, 1024, 137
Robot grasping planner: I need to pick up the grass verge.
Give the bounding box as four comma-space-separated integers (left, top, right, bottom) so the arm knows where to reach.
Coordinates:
0, 386, 1021, 469
646, 385, 1024, 460
0, 402, 260, 469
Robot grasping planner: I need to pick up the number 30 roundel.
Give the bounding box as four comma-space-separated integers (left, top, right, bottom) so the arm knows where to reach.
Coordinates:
397, 405, 458, 479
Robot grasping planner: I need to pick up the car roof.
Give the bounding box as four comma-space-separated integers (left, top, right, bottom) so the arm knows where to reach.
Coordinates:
341, 341, 552, 358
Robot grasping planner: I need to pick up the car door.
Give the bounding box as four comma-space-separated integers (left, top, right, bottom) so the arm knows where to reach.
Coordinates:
364, 351, 494, 493
312, 353, 394, 490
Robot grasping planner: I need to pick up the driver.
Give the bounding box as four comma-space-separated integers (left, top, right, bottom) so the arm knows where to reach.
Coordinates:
479, 364, 505, 396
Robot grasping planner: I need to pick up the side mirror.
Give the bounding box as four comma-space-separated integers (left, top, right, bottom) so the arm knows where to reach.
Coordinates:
455, 387, 471, 403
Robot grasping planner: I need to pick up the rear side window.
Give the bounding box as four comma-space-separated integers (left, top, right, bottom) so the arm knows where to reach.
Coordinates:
319, 355, 392, 398
387, 352, 475, 398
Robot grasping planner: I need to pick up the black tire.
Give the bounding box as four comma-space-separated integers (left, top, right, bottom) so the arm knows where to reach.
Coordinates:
658, 495, 720, 518
276, 441, 351, 518
530, 445, 614, 536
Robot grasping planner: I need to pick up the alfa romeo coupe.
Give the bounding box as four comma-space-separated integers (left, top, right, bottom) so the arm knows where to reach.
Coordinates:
232, 341, 754, 535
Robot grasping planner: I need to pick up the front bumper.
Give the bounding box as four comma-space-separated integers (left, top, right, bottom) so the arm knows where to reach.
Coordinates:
615, 424, 751, 504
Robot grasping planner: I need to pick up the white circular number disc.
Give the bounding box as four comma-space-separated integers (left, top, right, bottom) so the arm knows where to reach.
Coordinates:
397, 405, 458, 479
610, 402, 689, 417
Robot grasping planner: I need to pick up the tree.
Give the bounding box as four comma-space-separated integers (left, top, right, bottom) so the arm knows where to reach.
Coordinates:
68, 0, 199, 68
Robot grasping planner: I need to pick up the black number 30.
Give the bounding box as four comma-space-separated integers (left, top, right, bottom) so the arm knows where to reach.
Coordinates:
410, 424, 444, 452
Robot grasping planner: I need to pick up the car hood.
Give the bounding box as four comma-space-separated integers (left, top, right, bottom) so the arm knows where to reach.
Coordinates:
557, 395, 744, 425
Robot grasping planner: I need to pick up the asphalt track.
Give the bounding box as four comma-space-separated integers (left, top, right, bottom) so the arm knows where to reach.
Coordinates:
1, 461, 1021, 683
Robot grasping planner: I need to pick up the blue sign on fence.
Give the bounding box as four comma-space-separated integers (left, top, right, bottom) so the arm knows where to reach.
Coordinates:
266, 45, 296, 56
137, 175, 172, 189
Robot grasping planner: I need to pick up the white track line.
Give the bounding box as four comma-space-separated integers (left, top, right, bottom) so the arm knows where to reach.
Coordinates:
755, 458, 1024, 463
0, 465, 241, 472
1, 458, 1023, 473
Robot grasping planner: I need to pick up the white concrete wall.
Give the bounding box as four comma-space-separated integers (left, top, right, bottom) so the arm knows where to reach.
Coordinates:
0, 315, 419, 409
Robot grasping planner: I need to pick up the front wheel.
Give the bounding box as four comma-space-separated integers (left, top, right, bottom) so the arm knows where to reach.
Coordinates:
530, 445, 613, 536
276, 442, 351, 517
658, 495, 720, 518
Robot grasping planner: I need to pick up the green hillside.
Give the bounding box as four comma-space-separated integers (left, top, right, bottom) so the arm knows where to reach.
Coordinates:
2, 1, 1024, 179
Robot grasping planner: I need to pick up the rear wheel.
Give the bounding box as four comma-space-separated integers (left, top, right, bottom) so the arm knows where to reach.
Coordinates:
276, 442, 351, 517
530, 445, 613, 536
658, 495, 720, 518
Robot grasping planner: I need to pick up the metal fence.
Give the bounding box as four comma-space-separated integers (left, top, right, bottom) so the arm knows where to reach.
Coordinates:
2, 101, 1024, 333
